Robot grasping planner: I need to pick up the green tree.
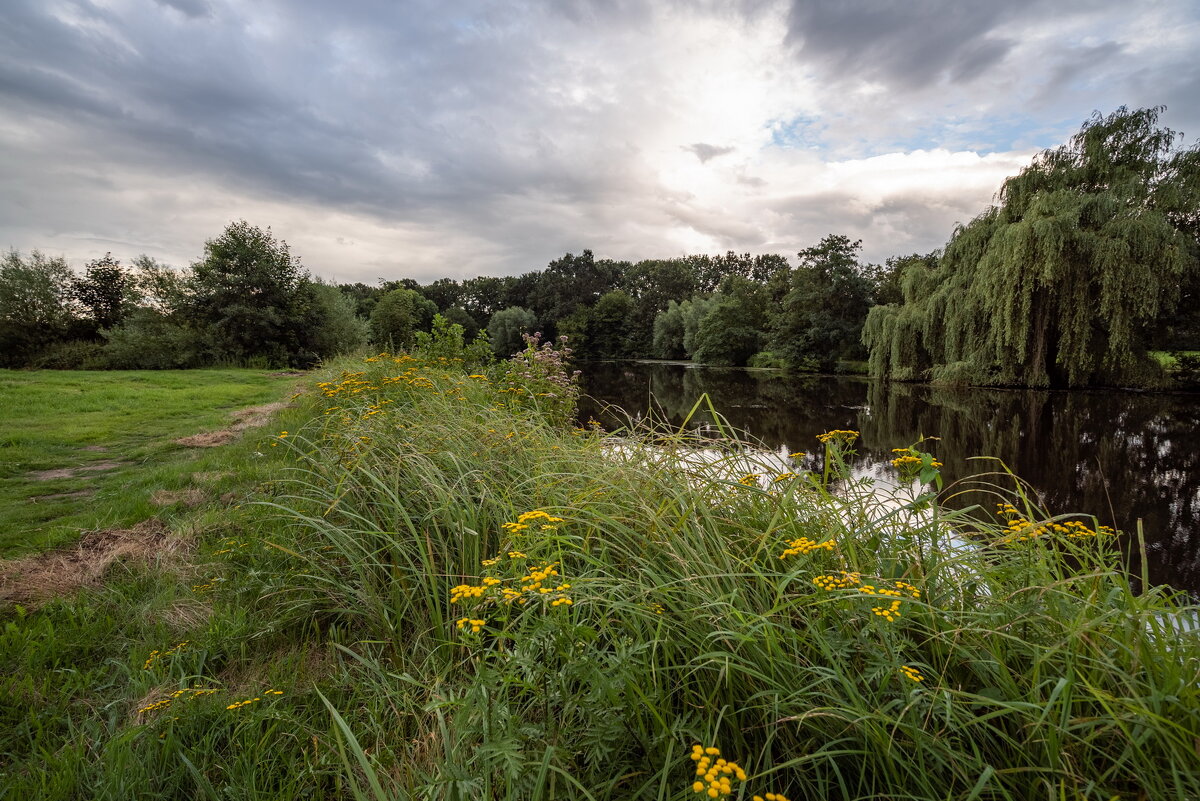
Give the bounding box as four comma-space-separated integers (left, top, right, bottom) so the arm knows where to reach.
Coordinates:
186, 221, 312, 364
652, 299, 687, 359
771, 235, 874, 371
586, 290, 634, 359
0, 250, 77, 366
865, 107, 1200, 388
72, 253, 133, 333
369, 288, 437, 349
691, 276, 767, 366
305, 282, 368, 358
488, 306, 538, 358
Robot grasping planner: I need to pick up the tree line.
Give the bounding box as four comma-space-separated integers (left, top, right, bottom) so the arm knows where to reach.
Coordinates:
3, 107, 1196, 386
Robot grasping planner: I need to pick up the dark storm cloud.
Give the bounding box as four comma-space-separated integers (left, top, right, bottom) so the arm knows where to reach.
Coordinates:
782, 0, 1032, 87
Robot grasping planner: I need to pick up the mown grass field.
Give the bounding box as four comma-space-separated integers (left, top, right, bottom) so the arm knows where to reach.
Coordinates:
0, 369, 302, 556
1, 348, 1198, 800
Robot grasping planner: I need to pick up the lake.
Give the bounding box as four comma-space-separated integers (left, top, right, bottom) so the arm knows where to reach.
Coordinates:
578, 361, 1200, 595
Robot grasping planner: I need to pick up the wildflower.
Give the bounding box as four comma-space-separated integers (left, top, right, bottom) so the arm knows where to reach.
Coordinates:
901, 665, 925, 683
816, 429, 859, 444
788, 452, 805, 459
738, 473, 761, 486
780, 537, 834, 559
688, 745, 748, 797
456, 617, 486, 634
773, 472, 796, 483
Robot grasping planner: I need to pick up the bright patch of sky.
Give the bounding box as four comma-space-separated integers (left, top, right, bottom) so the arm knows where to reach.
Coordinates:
0, 0, 1196, 282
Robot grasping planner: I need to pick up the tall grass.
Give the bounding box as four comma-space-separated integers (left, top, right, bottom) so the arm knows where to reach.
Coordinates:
254, 347, 1200, 800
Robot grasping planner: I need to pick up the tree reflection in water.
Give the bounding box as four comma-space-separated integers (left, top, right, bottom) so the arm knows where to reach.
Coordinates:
579, 362, 1200, 594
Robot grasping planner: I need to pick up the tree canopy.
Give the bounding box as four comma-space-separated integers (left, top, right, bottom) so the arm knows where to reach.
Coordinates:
864, 107, 1200, 388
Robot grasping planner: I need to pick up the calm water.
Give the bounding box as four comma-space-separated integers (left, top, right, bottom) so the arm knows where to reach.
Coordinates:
578, 361, 1200, 594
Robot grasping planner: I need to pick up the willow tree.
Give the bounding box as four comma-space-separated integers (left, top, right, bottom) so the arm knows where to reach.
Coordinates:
865, 107, 1200, 388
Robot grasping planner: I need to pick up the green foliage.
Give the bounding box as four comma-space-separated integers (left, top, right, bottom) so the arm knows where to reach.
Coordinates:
586, 290, 634, 359
186, 221, 314, 366
866, 107, 1200, 388
102, 308, 206, 369
368, 287, 436, 349
771, 235, 874, 371
652, 299, 687, 359
412, 313, 494, 368
691, 276, 767, 366
488, 305, 538, 358
0, 250, 76, 367
439, 305, 480, 339
746, 350, 786, 368
304, 282, 368, 359
72, 253, 133, 333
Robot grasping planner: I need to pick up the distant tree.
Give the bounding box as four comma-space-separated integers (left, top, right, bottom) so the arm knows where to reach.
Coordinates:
680, 296, 717, 357
369, 288, 437, 349
72, 253, 132, 333
865, 106, 1200, 388
771, 235, 874, 371
866, 252, 938, 307
585, 290, 635, 359
421, 277, 464, 311
186, 221, 312, 364
691, 276, 768, 366
129, 255, 190, 314
440, 305, 480, 339
338, 282, 384, 318
621, 259, 699, 356
305, 282, 368, 358
461, 275, 508, 327
488, 306, 538, 357
0, 250, 76, 366
652, 299, 687, 359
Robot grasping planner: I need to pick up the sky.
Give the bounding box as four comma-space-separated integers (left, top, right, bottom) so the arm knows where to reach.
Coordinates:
1, 0, 1198, 285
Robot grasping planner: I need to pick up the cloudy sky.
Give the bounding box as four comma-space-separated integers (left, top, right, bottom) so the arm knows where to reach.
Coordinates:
1, 0, 1198, 284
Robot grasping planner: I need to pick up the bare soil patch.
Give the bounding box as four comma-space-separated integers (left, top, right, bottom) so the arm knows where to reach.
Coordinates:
175, 401, 290, 448
81, 445, 109, 452
28, 460, 124, 481
0, 518, 177, 606
150, 488, 206, 508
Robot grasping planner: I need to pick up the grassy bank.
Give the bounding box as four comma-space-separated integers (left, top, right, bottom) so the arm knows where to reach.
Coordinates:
0, 368, 303, 556
2, 344, 1198, 799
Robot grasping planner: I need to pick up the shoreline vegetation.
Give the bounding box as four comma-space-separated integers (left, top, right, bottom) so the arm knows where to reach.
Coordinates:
5, 108, 1198, 393
2, 332, 1198, 799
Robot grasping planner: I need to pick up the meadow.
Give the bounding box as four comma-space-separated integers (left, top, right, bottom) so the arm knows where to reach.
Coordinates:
1, 341, 1198, 800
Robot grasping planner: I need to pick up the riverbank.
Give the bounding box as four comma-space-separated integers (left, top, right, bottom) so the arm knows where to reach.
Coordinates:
3, 345, 1199, 799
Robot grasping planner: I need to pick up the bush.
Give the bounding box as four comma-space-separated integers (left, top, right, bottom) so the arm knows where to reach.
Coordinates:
29, 340, 109, 370
746, 351, 786, 369
101, 309, 205, 369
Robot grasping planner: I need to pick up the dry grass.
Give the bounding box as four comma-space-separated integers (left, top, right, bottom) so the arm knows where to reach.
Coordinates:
0, 518, 182, 605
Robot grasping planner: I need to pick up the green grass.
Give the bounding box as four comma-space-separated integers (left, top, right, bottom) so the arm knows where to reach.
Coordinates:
1, 349, 1198, 800
0, 369, 301, 555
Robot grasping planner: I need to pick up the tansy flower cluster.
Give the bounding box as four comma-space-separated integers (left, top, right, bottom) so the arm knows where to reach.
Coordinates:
448, 555, 575, 634
813, 573, 921, 622
502, 509, 565, 534
779, 537, 834, 559
901, 665, 925, 683
812, 571, 862, 590
143, 641, 188, 670
137, 686, 219, 715
816, 429, 859, 445
772, 472, 796, 483
997, 503, 1114, 543
738, 473, 762, 487
689, 745, 747, 798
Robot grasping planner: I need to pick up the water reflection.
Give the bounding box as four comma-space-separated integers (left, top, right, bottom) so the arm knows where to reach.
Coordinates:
578, 361, 1200, 593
